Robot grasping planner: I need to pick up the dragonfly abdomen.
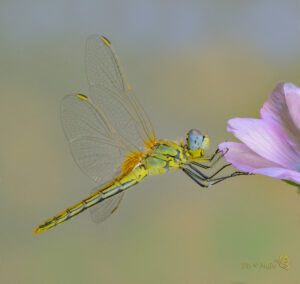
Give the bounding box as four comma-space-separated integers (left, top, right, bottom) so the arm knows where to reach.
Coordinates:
33, 187, 107, 234
34, 164, 148, 234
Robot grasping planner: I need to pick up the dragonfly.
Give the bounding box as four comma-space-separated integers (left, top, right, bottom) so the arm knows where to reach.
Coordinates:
34, 35, 244, 234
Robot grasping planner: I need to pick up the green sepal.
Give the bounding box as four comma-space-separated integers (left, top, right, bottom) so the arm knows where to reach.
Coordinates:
283, 180, 300, 193
283, 179, 300, 187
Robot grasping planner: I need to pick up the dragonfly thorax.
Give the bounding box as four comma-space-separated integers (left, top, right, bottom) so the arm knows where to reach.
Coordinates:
142, 140, 185, 175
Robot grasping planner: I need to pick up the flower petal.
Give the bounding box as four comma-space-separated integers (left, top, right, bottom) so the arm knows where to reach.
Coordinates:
219, 142, 280, 172
219, 142, 300, 184
227, 118, 300, 169
284, 83, 300, 131
260, 82, 300, 152
260, 82, 289, 125
252, 167, 300, 184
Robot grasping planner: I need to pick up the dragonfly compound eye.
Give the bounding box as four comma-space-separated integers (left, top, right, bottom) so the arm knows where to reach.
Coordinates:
187, 129, 204, 150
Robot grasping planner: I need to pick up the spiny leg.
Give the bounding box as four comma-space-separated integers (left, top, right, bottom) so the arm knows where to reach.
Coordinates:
189, 149, 221, 170
207, 171, 251, 186
191, 148, 229, 169
190, 149, 221, 169
182, 168, 208, 188
206, 163, 231, 179
183, 145, 250, 187
207, 148, 222, 162
187, 162, 231, 180
208, 148, 228, 167
183, 165, 251, 188
183, 164, 232, 187
187, 164, 209, 179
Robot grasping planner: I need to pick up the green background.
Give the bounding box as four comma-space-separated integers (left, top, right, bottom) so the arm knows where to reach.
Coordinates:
1, 1, 300, 283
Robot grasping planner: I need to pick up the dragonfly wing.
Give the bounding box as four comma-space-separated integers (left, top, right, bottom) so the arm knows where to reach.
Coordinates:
86, 35, 128, 92
61, 35, 157, 185
61, 94, 126, 184
89, 85, 147, 151
70, 137, 123, 184
86, 34, 156, 151
89, 191, 125, 223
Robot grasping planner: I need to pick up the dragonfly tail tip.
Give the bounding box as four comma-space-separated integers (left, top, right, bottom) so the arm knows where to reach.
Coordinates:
33, 226, 43, 235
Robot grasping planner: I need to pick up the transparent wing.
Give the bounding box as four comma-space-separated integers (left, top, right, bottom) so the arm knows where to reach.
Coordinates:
61, 94, 126, 184
61, 35, 157, 221
86, 34, 156, 151
89, 191, 125, 223
61, 35, 155, 182
61, 35, 157, 183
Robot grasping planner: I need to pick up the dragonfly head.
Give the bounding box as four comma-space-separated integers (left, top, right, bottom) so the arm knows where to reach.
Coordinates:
186, 129, 210, 158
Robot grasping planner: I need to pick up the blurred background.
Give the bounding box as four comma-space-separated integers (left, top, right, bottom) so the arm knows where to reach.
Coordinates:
1, 1, 300, 283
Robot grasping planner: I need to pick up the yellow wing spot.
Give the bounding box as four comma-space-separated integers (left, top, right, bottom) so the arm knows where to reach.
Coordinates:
100, 35, 111, 46
76, 93, 88, 101
121, 151, 144, 175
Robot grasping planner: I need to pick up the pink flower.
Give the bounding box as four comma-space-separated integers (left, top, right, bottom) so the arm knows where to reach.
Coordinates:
219, 82, 300, 184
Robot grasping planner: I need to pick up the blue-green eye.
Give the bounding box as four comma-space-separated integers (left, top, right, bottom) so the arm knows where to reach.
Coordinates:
186, 129, 204, 150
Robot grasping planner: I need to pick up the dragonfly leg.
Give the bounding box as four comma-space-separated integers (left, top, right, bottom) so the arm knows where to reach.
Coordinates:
187, 162, 231, 180
191, 147, 229, 169
182, 168, 209, 188
206, 163, 231, 179
207, 171, 251, 186
208, 147, 229, 167
187, 164, 209, 179
207, 148, 222, 162
183, 164, 251, 188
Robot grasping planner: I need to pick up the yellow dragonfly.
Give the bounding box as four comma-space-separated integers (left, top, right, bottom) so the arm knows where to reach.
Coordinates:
34, 35, 243, 234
